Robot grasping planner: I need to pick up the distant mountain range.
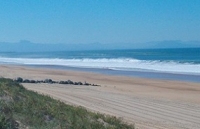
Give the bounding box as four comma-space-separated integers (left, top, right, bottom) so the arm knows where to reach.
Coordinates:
145, 40, 200, 49
0, 40, 199, 52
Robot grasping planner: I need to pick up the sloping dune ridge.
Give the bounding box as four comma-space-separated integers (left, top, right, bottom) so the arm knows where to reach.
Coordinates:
1, 65, 200, 129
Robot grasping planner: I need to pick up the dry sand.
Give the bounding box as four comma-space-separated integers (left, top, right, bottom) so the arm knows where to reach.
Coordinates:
0, 65, 200, 129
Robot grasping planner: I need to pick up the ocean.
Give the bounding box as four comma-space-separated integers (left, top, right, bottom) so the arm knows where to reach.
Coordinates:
0, 48, 200, 82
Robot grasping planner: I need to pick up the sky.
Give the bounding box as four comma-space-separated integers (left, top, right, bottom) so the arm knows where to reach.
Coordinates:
0, 0, 200, 44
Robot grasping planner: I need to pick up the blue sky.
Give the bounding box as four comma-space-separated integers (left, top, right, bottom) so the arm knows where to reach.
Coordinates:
0, 0, 200, 44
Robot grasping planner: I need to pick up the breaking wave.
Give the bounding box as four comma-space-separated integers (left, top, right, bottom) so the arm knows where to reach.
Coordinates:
0, 57, 200, 75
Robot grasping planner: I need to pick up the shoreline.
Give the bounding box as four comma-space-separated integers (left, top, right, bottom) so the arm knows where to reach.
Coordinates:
15, 64, 200, 83
2, 64, 200, 83
1, 65, 200, 128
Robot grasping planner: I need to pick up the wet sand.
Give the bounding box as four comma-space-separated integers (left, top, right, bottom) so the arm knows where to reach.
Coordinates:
0, 65, 200, 129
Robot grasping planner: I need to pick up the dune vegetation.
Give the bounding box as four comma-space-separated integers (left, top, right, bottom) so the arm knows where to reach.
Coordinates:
0, 78, 134, 129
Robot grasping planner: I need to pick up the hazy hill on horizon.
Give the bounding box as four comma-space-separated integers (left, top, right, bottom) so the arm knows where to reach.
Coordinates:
0, 40, 200, 52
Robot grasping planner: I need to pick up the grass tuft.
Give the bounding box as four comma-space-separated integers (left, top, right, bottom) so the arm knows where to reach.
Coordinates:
0, 78, 135, 129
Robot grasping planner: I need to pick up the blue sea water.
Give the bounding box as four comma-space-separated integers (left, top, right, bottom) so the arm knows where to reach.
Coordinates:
0, 48, 200, 82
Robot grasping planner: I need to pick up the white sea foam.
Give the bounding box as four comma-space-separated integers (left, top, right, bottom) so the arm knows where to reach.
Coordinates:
0, 57, 200, 75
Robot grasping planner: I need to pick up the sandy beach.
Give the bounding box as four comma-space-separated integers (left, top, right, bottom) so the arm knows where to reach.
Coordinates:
0, 65, 200, 129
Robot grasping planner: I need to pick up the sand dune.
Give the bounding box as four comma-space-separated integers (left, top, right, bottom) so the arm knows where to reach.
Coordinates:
1, 65, 200, 129
24, 84, 200, 129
